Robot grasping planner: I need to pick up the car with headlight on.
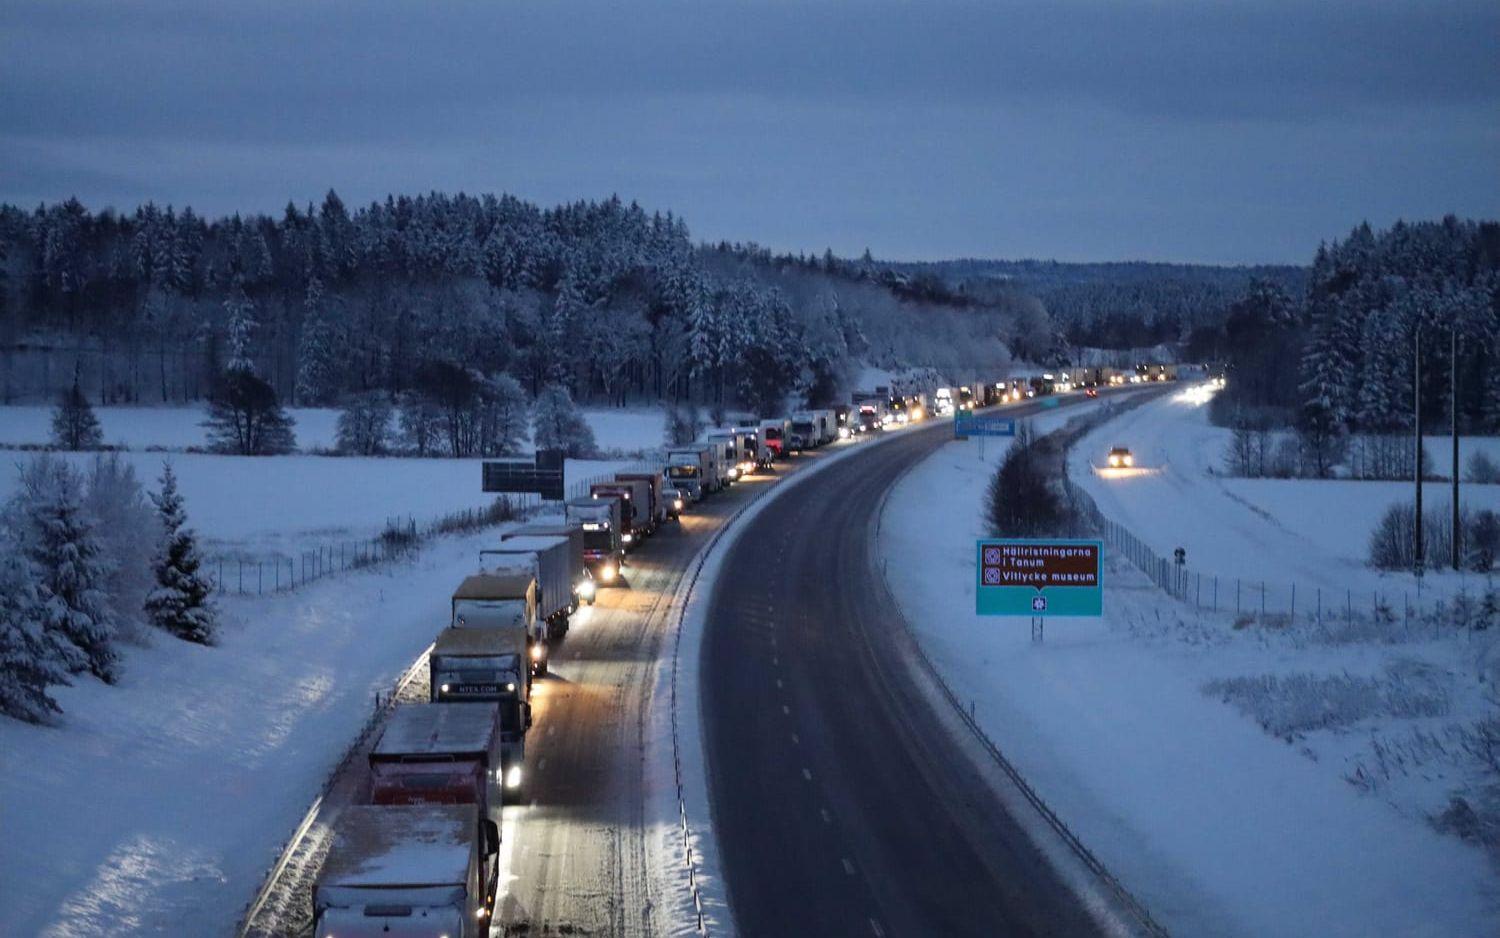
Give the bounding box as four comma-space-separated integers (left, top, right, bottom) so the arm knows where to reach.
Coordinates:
662, 484, 686, 520
1085, 387, 1098, 398
1107, 446, 1134, 468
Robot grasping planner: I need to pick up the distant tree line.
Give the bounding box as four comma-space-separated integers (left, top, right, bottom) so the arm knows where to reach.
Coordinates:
0, 192, 1050, 413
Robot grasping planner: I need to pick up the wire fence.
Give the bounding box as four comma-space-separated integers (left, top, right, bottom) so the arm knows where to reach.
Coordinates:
205, 494, 545, 597
205, 458, 662, 598
1065, 478, 1498, 634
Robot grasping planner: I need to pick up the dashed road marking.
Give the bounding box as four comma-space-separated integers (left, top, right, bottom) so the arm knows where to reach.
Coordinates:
790, 733, 799, 745
820, 808, 832, 825
842, 858, 856, 876
772, 655, 779, 666
537, 758, 547, 771
782, 705, 790, 715
870, 918, 886, 937
802, 767, 813, 781
775, 678, 783, 689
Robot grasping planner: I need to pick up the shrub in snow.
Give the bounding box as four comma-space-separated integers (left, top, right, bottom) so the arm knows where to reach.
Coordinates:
0, 545, 71, 723
336, 391, 394, 455
144, 463, 216, 645
663, 400, 703, 446
1466, 451, 1500, 485
1469, 511, 1499, 573
203, 368, 297, 455
6, 456, 118, 682
84, 454, 158, 643
50, 370, 103, 451
532, 384, 597, 458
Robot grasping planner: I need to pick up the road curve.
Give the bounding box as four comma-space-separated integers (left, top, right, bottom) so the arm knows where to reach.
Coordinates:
703, 400, 1111, 937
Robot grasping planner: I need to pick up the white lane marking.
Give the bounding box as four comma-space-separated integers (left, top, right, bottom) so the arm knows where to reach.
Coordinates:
870, 918, 886, 937
772, 655, 779, 666
802, 767, 813, 781
782, 705, 790, 715
537, 758, 547, 771
547, 726, 556, 736
790, 733, 799, 745
775, 678, 783, 689
820, 808, 832, 825
842, 857, 856, 876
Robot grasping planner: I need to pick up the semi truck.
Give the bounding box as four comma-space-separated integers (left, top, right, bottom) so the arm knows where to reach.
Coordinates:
565, 496, 623, 586
312, 804, 499, 938
614, 471, 666, 530
700, 435, 741, 482
592, 478, 652, 544
368, 702, 521, 809
734, 425, 773, 468
504, 522, 593, 606
759, 417, 791, 459
481, 535, 574, 651
788, 412, 817, 452
432, 571, 535, 699
665, 445, 714, 498
812, 410, 838, 445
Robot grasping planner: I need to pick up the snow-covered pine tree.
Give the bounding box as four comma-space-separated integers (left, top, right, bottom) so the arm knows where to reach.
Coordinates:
478, 374, 529, 456
0, 546, 70, 723
144, 463, 216, 644
223, 280, 258, 374
531, 384, 597, 458
84, 453, 157, 642
1485, 336, 1500, 433
296, 276, 339, 405
12, 457, 118, 682
50, 367, 103, 451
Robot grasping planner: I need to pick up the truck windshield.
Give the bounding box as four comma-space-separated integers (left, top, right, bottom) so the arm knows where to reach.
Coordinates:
453, 600, 527, 630
667, 465, 699, 479
763, 427, 782, 440
583, 529, 613, 551
792, 421, 814, 433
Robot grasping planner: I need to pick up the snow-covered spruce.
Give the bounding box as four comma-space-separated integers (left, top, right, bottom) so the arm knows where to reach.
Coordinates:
8, 456, 118, 683
50, 369, 103, 452
144, 463, 216, 645
0, 544, 70, 723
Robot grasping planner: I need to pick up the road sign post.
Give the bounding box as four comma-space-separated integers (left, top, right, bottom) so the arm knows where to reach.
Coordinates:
976, 539, 1104, 635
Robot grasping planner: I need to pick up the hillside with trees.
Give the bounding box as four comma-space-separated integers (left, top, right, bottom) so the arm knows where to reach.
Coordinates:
0, 193, 1048, 414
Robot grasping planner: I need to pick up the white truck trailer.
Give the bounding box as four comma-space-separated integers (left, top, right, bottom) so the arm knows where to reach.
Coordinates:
312, 804, 499, 938
505, 522, 593, 605
481, 535, 574, 664
432, 572, 534, 698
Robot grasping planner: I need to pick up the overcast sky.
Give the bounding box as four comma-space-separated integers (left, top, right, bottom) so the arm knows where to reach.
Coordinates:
2, 0, 1496, 264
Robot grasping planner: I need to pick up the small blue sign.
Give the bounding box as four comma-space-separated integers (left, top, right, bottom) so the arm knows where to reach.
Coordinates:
954, 413, 1016, 438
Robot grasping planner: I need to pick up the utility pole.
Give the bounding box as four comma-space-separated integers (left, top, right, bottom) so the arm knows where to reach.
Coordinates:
1452, 327, 1460, 570
1414, 324, 1423, 574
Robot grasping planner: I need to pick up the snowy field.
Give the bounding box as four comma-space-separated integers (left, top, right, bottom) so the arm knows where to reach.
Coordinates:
881, 394, 1499, 936
0, 403, 666, 455
0, 450, 640, 557
1070, 385, 1500, 609
0, 526, 538, 937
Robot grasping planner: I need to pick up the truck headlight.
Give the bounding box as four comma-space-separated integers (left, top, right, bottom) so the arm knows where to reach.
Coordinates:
440, 683, 451, 693
530, 644, 544, 660
622, 532, 634, 544
600, 563, 617, 583
505, 766, 523, 789
1124, 455, 1134, 466
578, 580, 596, 600
674, 499, 684, 511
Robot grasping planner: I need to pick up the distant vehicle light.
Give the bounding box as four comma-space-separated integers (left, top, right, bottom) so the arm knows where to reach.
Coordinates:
505, 766, 523, 789
600, 563, 617, 583
674, 498, 684, 511
530, 644, 544, 660
578, 579, 596, 600
622, 532, 634, 544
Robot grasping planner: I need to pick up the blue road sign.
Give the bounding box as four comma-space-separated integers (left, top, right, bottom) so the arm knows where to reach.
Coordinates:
954, 413, 1016, 438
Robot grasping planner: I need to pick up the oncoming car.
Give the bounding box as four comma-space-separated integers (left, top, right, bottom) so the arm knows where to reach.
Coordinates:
1107, 446, 1134, 468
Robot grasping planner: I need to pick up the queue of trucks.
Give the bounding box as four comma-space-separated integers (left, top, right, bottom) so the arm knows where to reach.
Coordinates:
307, 407, 882, 937
304, 362, 1205, 934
